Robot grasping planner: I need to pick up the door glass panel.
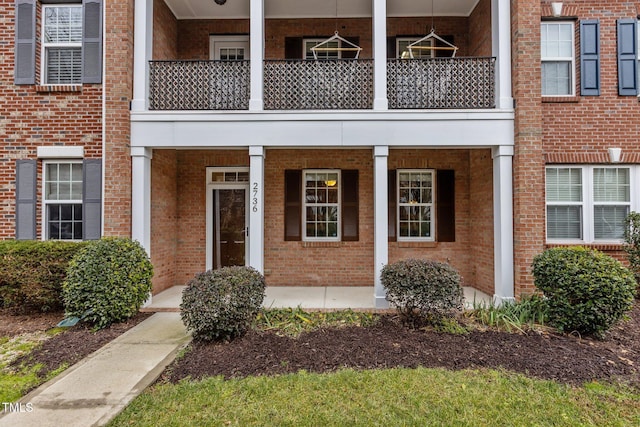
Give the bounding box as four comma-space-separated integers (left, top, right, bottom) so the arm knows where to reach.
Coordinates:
215, 189, 246, 268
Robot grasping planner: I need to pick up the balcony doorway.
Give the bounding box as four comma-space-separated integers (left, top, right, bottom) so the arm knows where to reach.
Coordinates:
209, 35, 250, 60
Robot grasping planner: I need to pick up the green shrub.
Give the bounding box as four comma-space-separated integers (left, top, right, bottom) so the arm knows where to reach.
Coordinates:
62, 237, 153, 329
532, 246, 636, 337
381, 259, 463, 326
181, 266, 266, 341
623, 211, 640, 290
0, 240, 87, 312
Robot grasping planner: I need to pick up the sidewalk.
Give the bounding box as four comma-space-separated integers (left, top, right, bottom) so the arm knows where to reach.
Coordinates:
0, 312, 190, 427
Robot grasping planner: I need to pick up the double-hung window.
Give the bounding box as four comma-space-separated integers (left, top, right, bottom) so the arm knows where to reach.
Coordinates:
541, 21, 575, 96
303, 170, 340, 240
546, 166, 634, 243
42, 4, 83, 85
397, 170, 435, 240
43, 161, 83, 240
397, 37, 434, 59
304, 39, 340, 60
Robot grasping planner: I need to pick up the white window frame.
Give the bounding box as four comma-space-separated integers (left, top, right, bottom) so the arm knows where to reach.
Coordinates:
304, 39, 341, 60
41, 4, 83, 85
396, 37, 434, 59
541, 21, 575, 96
42, 160, 83, 241
397, 169, 435, 242
302, 169, 341, 242
546, 165, 637, 244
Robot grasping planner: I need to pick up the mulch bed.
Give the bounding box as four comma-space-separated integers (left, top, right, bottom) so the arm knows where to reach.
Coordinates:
162, 304, 640, 387
5, 311, 151, 374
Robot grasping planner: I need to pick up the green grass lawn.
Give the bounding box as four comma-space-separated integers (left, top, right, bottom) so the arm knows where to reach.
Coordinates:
109, 368, 640, 427
0, 330, 66, 402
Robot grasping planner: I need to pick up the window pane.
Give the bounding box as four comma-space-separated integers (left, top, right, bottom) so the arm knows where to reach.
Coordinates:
547, 206, 582, 239
546, 168, 582, 202
542, 62, 571, 95
594, 206, 629, 240
47, 204, 82, 240
303, 171, 340, 239
46, 47, 82, 84
593, 168, 630, 202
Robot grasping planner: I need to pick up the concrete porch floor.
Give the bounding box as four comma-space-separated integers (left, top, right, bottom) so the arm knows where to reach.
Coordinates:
142, 286, 492, 312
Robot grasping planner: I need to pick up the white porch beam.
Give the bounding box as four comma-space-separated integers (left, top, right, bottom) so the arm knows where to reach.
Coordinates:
131, 0, 153, 112
374, 146, 389, 308
131, 147, 153, 254
372, 0, 388, 110
249, 146, 265, 273
249, 0, 264, 111
492, 145, 515, 304
492, 0, 513, 110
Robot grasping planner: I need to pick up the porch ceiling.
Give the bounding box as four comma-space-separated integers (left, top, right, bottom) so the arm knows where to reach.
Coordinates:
164, 0, 481, 20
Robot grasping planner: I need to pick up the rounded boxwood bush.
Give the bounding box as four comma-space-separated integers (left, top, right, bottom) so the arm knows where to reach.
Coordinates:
180, 266, 266, 341
532, 246, 637, 337
381, 259, 463, 326
62, 237, 153, 329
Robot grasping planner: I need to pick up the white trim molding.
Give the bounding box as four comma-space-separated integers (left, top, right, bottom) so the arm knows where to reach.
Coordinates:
37, 146, 84, 158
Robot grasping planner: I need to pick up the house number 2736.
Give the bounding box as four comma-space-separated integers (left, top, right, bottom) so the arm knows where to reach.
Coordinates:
252, 182, 259, 212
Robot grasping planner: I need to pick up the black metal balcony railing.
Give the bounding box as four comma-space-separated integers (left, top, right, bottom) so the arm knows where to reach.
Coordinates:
147, 57, 495, 111
264, 59, 374, 110
149, 60, 250, 110
387, 57, 496, 109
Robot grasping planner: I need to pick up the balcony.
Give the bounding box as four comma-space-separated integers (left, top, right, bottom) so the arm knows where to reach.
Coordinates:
148, 57, 495, 111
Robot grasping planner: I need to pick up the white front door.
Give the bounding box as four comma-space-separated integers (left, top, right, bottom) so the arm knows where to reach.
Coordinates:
209, 36, 250, 60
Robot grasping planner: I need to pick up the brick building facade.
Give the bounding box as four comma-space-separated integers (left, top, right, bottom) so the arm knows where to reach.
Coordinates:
2, 0, 638, 307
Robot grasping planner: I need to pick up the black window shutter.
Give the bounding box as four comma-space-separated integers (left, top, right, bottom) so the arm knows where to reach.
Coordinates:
388, 170, 396, 241
387, 37, 396, 59
435, 35, 455, 58
83, 159, 102, 240
15, 160, 37, 240
617, 19, 638, 96
342, 37, 360, 59
284, 37, 303, 59
82, 0, 103, 83
284, 170, 302, 241
14, 0, 36, 85
341, 170, 359, 241
436, 170, 455, 242
580, 20, 600, 96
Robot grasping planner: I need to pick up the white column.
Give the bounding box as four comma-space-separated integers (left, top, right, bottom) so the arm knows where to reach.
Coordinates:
374, 146, 389, 308
249, 0, 264, 111
131, 147, 153, 254
492, 145, 515, 304
372, 0, 388, 110
249, 146, 265, 273
131, 0, 153, 112
492, 0, 513, 110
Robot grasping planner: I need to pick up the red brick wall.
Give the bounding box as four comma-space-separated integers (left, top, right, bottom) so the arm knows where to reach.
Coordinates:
469, 0, 493, 57
0, 0, 102, 239
173, 16, 477, 60
513, 0, 640, 297
512, 0, 545, 297
174, 150, 250, 285
153, 0, 178, 60
387, 149, 488, 290
469, 149, 495, 295
151, 149, 178, 293
103, 0, 134, 237
264, 149, 374, 287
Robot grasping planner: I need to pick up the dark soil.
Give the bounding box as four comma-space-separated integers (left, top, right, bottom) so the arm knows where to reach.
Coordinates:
4, 310, 150, 375
163, 304, 640, 387
3, 305, 639, 388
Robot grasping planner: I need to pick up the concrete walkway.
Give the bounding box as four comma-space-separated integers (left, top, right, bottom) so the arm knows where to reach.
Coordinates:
0, 312, 190, 427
